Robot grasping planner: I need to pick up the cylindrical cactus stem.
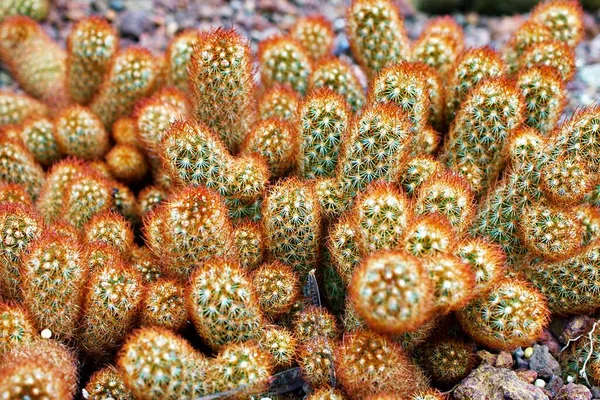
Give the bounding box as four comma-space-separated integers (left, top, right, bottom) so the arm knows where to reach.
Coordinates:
0, 137, 45, 200
540, 154, 594, 207
233, 221, 264, 271
139, 278, 187, 332
90, 47, 160, 129
62, 170, 114, 228
519, 40, 576, 81
297, 336, 336, 388
412, 16, 464, 77
309, 57, 366, 113
289, 15, 334, 61
396, 155, 443, 196
531, 0, 583, 48
441, 77, 524, 195
36, 158, 87, 223
0, 90, 48, 127
241, 117, 298, 178
329, 214, 362, 285
83, 210, 134, 254
143, 185, 235, 281
457, 278, 550, 351
258, 35, 313, 95
504, 21, 554, 74
517, 66, 567, 134
576, 204, 600, 246
137, 185, 166, 217
335, 331, 429, 399
66, 17, 119, 105
0, 0, 50, 21
0, 203, 42, 301
130, 245, 162, 284
18, 116, 61, 166
444, 46, 506, 122
117, 327, 208, 399
346, 0, 410, 78
262, 178, 322, 277
187, 258, 263, 349
401, 214, 457, 257
20, 230, 87, 342
422, 254, 475, 313
0, 340, 78, 400
165, 29, 199, 93
349, 250, 435, 335
188, 28, 257, 153
257, 84, 301, 121
84, 365, 134, 400
453, 236, 506, 297
297, 88, 351, 179
252, 261, 300, 318
0, 182, 32, 206
0, 16, 68, 106
0, 302, 36, 356
54, 105, 110, 160
106, 143, 149, 183
79, 261, 143, 357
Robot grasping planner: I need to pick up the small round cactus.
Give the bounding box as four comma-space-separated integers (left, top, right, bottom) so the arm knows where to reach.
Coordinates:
329, 214, 362, 285
458, 278, 550, 351
187, 258, 263, 349
520, 40, 576, 81
346, 0, 410, 78
306, 388, 347, 400
130, 245, 163, 284
117, 327, 208, 399
0, 137, 45, 200
258, 35, 313, 95
421, 338, 477, 385
0, 302, 36, 356
66, 17, 119, 105
84, 365, 134, 400
294, 305, 338, 342
0, 182, 32, 206
401, 215, 456, 257
297, 336, 336, 388
233, 221, 264, 271
137, 185, 166, 217
504, 21, 554, 74
257, 84, 301, 121
297, 89, 350, 179
258, 325, 297, 368
412, 16, 464, 77
112, 117, 139, 147
140, 279, 187, 332
165, 29, 199, 92
62, 171, 114, 228
309, 57, 366, 113
106, 144, 149, 183
289, 15, 334, 61
531, 0, 583, 48
0, 90, 48, 127
54, 105, 110, 160
423, 254, 475, 313
84, 210, 134, 254
396, 155, 443, 196
0, 0, 50, 21
19, 116, 61, 166
349, 250, 434, 334
453, 237, 506, 297
539, 155, 593, 206
252, 261, 300, 318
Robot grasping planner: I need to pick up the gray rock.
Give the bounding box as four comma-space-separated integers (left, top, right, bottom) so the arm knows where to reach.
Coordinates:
119, 10, 153, 38
580, 64, 600, 88
454, 364, 549, 400
546, 375, 564, 398
556, 383, 593, 400
529, 344, 561, 379
591, 386, 600, 398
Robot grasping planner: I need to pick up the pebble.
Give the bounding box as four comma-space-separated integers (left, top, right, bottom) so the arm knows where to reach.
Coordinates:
561, 316, 596, 345
556, 383, 593, 400
495, 351, 514, 369
517, 369, 539, 384
119, 10, 153, 38
529, 344, 561, 379
535, 379, 547, 388
540, 329, 562, 358
525, 347, 535, 359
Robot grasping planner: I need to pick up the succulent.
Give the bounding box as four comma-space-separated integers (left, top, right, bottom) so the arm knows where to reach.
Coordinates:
18, 116, 61, 166
412, 16, 464, 77
130, 245, 163, 284
289, 15, 334, 61
530, 0, 584, 48
297, 336, 336, 388
165, 29, 199, 92
294, 305, 338, 342
504, 21, 554, 74
140, 279, 187, 332
62, 171, 114, 228
106, 144, 149, 183
84, 365, 134, 400
252, 261, 300, 317
257, 84, 301, 121
0, 182, 32, 206
309, 57, 366, 112
306, 388, 347, 400
258, 325, 297, 368
66, 17, 119, 105
0, 0, 49, 21
84, 209, 134, 254
0, 302, 36, 356
401, 215, 456, 257
421, 338, 476, 385
233, 221, 264, 271
258, 35, 313, 95
0, 137, 45, 200
520, 40, 576, 81
54, 105, 110, 160
423, 254, 475, 313
0, 90, 48, 127
453, 236, 506, 297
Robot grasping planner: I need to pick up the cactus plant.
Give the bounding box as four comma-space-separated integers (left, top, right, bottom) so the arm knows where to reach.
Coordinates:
62, 170, 114, 228
309, 57, 366, 112
252, 261, 300, 318
84, 365, 134, 400
531, 0, 584, 48
18, 116, 61, 166
401, 215, 456, 257
0, 182, 32, 206
520, 40, 576, 81
453, 236, 506, 297
412, 16, 464, 77
140, 279, 186, 332
54, 105, 110, 160
504, 21, 554, 74
84, 210, 134, 254
258, 325, 297, 368
66, 17, 119, 105
233, 221, 264, 271
0, 0, 49, 21
421, 338, 476, 385
294, 305, 338, 342
297, 336, 336, 388
289, 15, 335, 61
0, 302, 36, 356
165, 29, 199, 93
0, 90, 48, 127
106, 144, 149, 183
0, 137, 45, 200
258, 35, 313, 95
257, 84, 301, 121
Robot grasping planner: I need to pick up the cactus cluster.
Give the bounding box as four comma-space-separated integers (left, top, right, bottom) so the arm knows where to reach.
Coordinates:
0, 0, 598, 397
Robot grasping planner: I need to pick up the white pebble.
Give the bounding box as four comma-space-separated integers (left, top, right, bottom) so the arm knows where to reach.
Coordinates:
534, 379, 546, 388
41, 329, 52, 339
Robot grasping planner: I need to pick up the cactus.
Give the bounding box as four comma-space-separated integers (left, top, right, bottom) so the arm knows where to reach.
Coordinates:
0, 0, 49, 21
306, 388, 347, 400
54, 105, 110, 160
401, 215, 456, 257
0, 302, 36, 356
517, 65, 567, 134
335, 331, 428, 399
20, 231, 87, 341
346, 0, 410, 78
117, 327, 208, 399
423, 254, 475, 313
84, 365, 134, 400
457, 278, 550, 351
258, 35, 313, 95
187, 258, 263, 349
560, 320, 600, 386
309, 57, 366, 113
262, 178, 322, 277
453, 237, 506, 297
106, 144, 149, 183
140, 279, 186, 332
297, 336, 336, 387
111, 181, 138, 222
421, 338, 476, 385
441, 78, 524, 194
0, 340, 78, 400
241, 118, 297, 177
297, 89, 350, 179
504, 21, 554, 74
66, 17, 119, 105
414, 171, 474, 234
252, 261, 300, 318
0, 182, 32, 206
540, 155, 593, 206
18, 116, 61, 166
0, 16, 68, 106
165, 29, 199, 92
0, 137, 45, 200
137, 185, 166, 217
143, 185, 235, 280
289, 15, 334, 61
79, 262, 143, 357
130, 245, 162, 284
412, 16, 464, 77
329, 214, 362, 285
0, 90, 48, 127
258, 85, 301, 121
531, 0, 584, 48
444, 46, 506, 122
520, 40, 576, 81
576, 204, 600, 245
294, 305, 338, 342
208, 341, 273, 398
90, 47, 160, 129
84, 210, 134, 254
349, 250, 434, 334
233, 221, 264, 271
112, 117, 139, 147
62, 171, 114, 228
258, 325, 297, 368
0, 203, 42, 300
188, 28, 257, 153
397, 155, 443, 196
